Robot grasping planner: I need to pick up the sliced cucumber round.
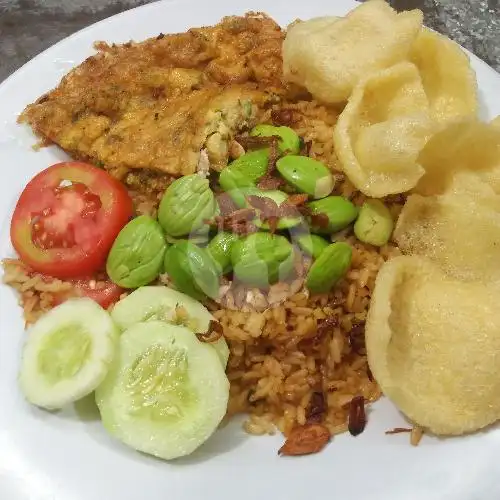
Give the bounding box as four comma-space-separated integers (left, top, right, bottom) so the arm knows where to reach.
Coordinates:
95, 321, 229, 460
110, 286, 229, 367
19, 298, 118, 410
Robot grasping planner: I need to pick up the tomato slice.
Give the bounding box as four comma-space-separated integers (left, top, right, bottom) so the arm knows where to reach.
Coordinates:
10, 162, 133, 278
52, 278, 125, 309
73, 279, 124, 309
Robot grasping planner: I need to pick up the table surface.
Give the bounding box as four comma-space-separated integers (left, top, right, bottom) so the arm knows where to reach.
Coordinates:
0, 0, 499, 84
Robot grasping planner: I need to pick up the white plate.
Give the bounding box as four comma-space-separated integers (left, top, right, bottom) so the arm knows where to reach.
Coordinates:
1, 1, 500, 499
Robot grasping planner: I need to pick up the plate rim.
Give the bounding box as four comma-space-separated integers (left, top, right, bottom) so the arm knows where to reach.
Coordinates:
1, 1, 500, 499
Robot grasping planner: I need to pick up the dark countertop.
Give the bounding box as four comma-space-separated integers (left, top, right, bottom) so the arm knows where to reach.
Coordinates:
0, 0, 499, 84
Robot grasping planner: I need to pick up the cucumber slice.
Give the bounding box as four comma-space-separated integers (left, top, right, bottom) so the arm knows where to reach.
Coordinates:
111, 286, 229, 367
95, 321, 229, 460
19, 298, 118, 410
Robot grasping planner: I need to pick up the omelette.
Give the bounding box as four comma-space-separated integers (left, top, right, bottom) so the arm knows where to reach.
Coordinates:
19, 13, 285, 178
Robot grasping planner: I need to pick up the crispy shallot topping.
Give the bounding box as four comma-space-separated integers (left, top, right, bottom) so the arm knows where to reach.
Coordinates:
243, 135, 284, 191
266, 136, 280, 175
348, 321, 366, 353
306, 392, 327, 424
317, 315, 339, 335
206, 208, 258, 235
294, 203, 329, 229
278, 194, 308, 217
300, 315, 338, 348
286, 193, 309, 207
385, 427, 412, 435
246, 194, 304, 234
348, 395, 366, 437
278, 424, 330, 456
246, 195, 278, 215
271, 108, 296, 127
266, 216, 280, 234
216, 192, 239, 216
227, 208, 256, 222
310, 213, 330, 229
195, 320, 224, 343
246, 195, 281, 234
235, 135, 278, 151
257, 175, 284, 190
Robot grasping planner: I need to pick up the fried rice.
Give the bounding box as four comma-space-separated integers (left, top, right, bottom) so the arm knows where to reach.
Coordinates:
2, 98, 404, 438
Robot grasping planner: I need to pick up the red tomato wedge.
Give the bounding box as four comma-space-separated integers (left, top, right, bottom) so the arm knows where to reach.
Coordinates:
73, 279, 125, 309
10, 162, 133, 279
52, 278, 125, 309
